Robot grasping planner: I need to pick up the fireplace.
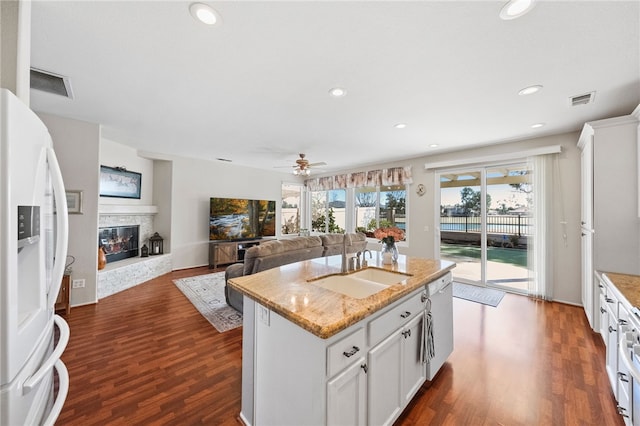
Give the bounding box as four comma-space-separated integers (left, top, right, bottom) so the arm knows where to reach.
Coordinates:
99, 225, 140, 263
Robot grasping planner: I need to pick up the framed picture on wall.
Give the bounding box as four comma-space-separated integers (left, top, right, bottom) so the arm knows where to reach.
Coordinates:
99, 165, 142, 199
65, 190, 83, 214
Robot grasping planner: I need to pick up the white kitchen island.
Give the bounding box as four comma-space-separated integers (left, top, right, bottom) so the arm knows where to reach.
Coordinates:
228, 254, 455, 426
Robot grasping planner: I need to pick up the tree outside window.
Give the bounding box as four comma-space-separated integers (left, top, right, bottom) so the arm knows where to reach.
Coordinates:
355, 185, 406, 240
311, 189, 345, 234
281, 183, 302, 235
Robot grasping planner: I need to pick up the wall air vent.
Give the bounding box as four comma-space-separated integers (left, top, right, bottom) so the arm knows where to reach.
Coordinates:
30, 68, 73, 99
570, 91, 595, 107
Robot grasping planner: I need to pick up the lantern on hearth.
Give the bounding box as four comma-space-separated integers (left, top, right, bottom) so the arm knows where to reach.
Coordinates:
140, 244, 149, 257
149, 232, 164, 255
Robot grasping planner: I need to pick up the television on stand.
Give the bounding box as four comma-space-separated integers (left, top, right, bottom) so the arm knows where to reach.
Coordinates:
209, 197, 276, 241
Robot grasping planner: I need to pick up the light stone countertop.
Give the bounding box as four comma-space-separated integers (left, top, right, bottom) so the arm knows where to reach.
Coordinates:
227, 254, 456, 339
602, 271, 640, 309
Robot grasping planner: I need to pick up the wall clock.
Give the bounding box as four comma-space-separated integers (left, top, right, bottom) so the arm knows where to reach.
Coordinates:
416, 184, 426, 196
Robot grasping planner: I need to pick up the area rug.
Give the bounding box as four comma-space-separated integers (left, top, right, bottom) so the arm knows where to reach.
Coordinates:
452, 282, 505, 307
173, 272, 243, 333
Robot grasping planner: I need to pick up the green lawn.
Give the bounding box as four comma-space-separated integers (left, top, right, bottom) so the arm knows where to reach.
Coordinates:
440, 243, 528, 267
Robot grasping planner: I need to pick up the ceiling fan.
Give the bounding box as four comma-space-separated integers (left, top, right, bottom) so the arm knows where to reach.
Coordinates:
288, 153, 326, 176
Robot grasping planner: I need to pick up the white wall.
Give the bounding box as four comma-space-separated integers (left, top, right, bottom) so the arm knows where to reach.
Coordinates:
420, 133, 581, 305
38, 113, 101, 307
0, 0, 31, 102
152, 159, 173, 253
168, 156, 286, 270
32, 112, 584, 306
315, 132, 582, 305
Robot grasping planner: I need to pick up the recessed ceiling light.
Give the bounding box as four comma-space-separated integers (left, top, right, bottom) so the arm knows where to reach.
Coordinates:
429, 144, 439, 148
500, 0, 536, 20
394, 123, 407, 129
518, 85, 543, 96
329, 87, 347, 97
189, 3, 220, 25
531, 123, 545, 129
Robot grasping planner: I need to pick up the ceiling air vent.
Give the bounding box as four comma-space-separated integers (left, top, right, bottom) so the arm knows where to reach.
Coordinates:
30, 68, 73, 99
570, 91, 595, 107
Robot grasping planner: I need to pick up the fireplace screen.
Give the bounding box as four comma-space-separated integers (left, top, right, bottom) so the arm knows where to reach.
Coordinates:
99, 225, 140, 262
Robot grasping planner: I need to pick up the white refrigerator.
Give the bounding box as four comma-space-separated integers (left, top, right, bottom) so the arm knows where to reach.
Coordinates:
0, 89, 70, 425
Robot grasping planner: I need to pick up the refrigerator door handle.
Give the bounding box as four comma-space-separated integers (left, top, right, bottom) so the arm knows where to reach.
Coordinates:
40, 359, 69, 426
47, 147, 69, 304
23, 315, 70, 394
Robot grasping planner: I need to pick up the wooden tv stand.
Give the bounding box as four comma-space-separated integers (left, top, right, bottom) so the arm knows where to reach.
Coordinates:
208, 238, 271, 269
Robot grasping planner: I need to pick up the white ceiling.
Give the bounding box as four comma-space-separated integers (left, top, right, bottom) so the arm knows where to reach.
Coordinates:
29, 1, 640, 175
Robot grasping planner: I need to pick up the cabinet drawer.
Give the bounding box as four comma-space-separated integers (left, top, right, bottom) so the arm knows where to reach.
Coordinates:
368, 289, 425, 346
327, 328, 366, 378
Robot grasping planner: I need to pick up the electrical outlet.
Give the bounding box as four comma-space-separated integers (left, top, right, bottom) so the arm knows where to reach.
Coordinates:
72, 279, 85, 288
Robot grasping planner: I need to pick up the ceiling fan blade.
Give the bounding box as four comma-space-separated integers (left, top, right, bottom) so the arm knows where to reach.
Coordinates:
308, 162, 327, 167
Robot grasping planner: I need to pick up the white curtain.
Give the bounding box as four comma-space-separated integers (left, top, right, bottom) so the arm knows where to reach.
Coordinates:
528, 154, 557, 300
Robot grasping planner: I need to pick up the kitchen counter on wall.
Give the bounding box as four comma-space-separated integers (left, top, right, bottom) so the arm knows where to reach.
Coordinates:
228, 254, 455, 339
602, 271, 640, 308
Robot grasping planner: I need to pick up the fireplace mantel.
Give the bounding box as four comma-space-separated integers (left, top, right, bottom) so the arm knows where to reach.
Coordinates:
98, 205, 158, 216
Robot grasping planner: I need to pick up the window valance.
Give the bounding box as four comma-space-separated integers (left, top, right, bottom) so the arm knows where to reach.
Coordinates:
305, 166, 413, 191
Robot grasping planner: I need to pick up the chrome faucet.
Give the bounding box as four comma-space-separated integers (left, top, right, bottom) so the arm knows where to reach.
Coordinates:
360, 249, 372, 268
341, 233, 352, 273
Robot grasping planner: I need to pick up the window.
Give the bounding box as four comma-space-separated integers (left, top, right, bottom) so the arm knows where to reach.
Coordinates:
311, 189, 346, 234
281, 183, 302, 235
355, 184, 406, 239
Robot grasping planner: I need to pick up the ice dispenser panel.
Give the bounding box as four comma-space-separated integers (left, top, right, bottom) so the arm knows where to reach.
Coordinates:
17, 205, 40, 249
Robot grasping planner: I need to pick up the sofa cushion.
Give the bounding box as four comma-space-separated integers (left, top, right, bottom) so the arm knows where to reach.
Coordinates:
321, 232, 367, 256
243, 236, 323, 275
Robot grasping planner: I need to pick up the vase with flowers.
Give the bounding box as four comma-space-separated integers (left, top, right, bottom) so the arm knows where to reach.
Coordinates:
373, 226, 404, 264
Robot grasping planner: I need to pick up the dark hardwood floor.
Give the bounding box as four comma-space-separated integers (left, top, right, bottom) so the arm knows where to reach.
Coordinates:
56, 267, 623, 425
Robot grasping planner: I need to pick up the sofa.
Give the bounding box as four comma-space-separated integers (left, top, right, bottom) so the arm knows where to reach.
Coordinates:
224, 233, 367, 313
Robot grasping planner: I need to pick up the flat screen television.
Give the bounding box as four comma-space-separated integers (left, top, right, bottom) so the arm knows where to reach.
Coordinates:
209, 197, 276, 241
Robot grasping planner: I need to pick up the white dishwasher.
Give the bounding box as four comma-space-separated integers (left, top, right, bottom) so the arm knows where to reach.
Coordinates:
425, 272, 453, 380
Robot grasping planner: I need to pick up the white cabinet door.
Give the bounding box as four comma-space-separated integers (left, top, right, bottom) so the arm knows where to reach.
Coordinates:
401, 314, 426, 403
580, 139, 595, 330
368, 330, 403, 426
427, 281, 454, 380
327, 357, 367, 426
599, 291, 609, 341
605, 288, 620, 399
369, 313, 429, 426
617, 304, 632, 424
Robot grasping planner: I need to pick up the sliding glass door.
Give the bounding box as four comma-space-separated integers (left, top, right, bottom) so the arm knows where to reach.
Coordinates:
439, 169, 484, 284
438, 163, 531, 292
